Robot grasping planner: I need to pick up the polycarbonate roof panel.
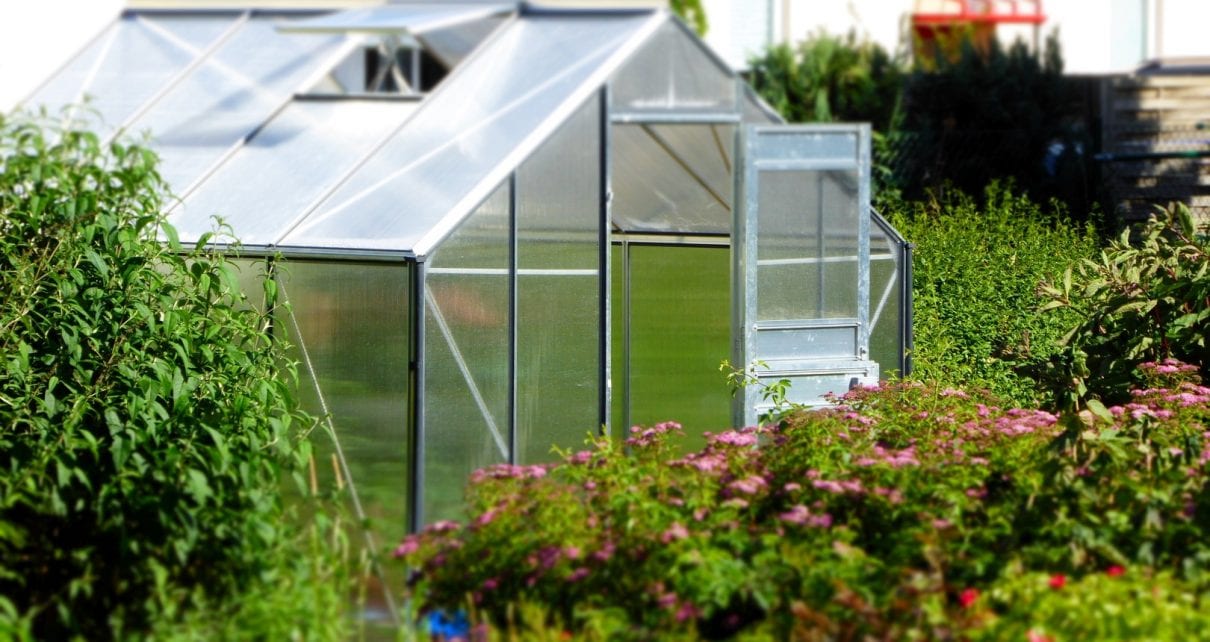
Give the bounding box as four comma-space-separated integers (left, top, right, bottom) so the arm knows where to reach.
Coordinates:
128, 16, 349, 191
279, 4, 513, 34
280, 11, 660, 254
171, 99, 417, 246
25, 13, 240, 135
610, 18, 735, 113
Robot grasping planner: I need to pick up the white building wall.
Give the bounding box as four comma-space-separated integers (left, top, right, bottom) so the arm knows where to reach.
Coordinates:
0, 0, 124, 112
700, 0, 1210, 75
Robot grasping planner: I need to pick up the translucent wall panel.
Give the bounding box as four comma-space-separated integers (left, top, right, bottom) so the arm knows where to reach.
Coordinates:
283, 13, 655, 253
277, 260, 409, 602
173, 100, 415, 246
756, 170, 860, 320
869, 212, 905, 377
515, 97, 601, 464
610, 19, 735, 113
130, 17, 346, 191
618, 244, 730, 450
27, 13, 239, 136
611, 124, 733, 234
423, 184, 511, 522
742, 86, 782, 124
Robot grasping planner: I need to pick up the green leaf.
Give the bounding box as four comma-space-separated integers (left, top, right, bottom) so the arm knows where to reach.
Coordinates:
1085, 398, 1113, 423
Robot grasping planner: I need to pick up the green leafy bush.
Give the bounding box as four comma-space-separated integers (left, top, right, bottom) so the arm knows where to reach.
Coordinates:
885, 185, 1099, 406
394, 364, 1210, 639
0, 113, 343, 638
968, 568, 1210, 641
746, 31, 903, 131
1040, 203, 1210, 407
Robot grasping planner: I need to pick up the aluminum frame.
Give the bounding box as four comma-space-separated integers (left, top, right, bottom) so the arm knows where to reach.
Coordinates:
732, 123, 878, 427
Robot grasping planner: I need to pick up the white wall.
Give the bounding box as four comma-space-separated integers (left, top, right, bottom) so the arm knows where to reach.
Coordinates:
701, 0, 1210, 75
1157, 0, 1210, 60
0, 0, 125, 113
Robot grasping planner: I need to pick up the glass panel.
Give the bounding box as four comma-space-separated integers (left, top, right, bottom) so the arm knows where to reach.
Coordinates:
742, 84, 782, 124
650, 124, 734, 206
611, 124, 732, 234
276, 260, 410, 605
419, 15, 508, 68
516, 97, 600, 464
27, 14, 238, 135
283, 13, 654, 253
869, 213, 904, 377
131, 17, 346, 191
423, 183, 511, 522
756, 169, 860, 320
609, 243, 626, 435
173, 100, 415, 246
627, 245, 730, 450
610, 19, 735, 113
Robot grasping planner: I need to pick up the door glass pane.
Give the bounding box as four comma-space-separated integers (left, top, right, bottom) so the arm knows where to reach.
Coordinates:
756, 169, 859, 320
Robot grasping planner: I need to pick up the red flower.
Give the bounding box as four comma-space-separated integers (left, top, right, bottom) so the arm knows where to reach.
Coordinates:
1106, 565, 1126, 577
958, 587, 979, 608
1028, 630, 1054, 642
1048, 574, 1066, 590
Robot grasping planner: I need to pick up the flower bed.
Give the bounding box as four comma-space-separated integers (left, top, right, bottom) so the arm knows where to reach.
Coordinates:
396, 362, 1210, 640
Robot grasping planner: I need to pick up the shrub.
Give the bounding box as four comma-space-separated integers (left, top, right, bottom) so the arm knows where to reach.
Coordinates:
885, 185, 1100, 406
1040, 203, 1210, 408
966, 568, 1210, 641
394, 365, 1210, 639
746, 30, 903, 131
0, 113, 342, 638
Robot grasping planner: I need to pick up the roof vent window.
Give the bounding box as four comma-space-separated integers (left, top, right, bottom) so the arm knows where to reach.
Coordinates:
279, 5, 513, 98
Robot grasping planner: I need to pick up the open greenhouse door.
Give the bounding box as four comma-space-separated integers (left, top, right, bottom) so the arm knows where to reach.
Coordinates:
733, 124, 879, 426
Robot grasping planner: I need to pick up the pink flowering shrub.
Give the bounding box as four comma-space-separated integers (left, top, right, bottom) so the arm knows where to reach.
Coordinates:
395, 364, 1210, 640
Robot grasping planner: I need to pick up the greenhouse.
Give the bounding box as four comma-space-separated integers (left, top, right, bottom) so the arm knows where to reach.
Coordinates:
22, 1, 910, 602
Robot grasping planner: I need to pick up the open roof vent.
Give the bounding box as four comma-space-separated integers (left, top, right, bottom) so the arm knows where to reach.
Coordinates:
279, 3, 513, 97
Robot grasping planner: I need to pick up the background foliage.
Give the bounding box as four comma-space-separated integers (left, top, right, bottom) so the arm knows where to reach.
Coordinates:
747, 31, 902, 130
670, 0, 708, 36
884, 185, 1099, 406
0, 112, 347, 640
749, 30, 1095, 217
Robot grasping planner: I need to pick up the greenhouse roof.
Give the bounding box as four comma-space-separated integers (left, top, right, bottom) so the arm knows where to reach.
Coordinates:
24, 3, 744, 259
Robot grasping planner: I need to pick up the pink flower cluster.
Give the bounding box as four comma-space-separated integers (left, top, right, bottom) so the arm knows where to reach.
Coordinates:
626, 421, 683, 448
778, 504, 833, 528
1139, 359, 1200, 376
469, 463, 549, 484
855, 444, 920, 468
